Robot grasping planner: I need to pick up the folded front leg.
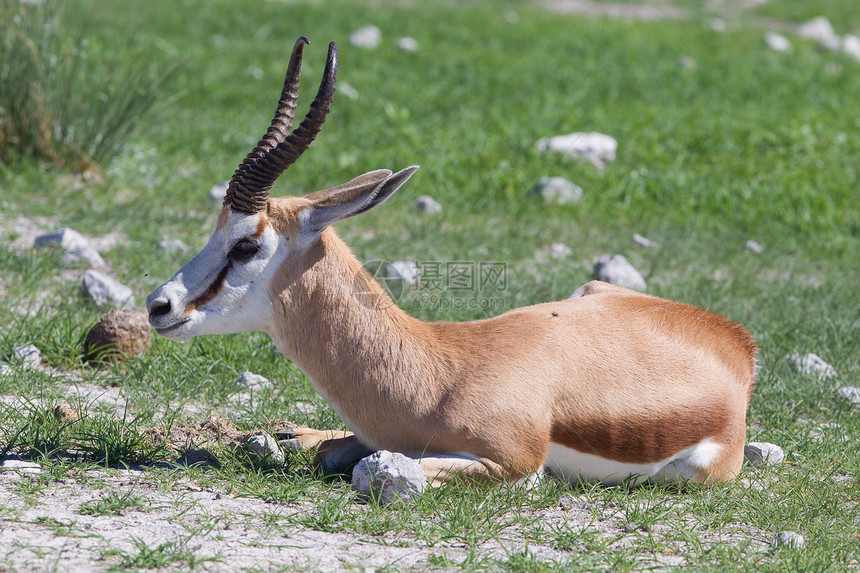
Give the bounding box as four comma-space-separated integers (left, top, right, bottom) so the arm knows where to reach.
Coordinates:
313, 435, 375, 474
278, 426, 354, 450
415, 454, 510, 487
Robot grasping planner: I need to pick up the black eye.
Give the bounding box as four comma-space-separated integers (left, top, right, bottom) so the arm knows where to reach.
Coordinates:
228, 238, 260, 262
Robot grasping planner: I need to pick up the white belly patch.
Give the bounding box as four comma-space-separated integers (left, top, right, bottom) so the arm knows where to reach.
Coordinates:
544, 438, 721, 485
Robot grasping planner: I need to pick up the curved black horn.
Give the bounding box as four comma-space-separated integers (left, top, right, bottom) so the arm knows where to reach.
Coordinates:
227, 38, 338, 215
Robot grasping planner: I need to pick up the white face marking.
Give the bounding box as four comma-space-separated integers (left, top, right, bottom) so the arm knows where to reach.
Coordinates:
146, 210, 288, 341
544, 438, 721, 485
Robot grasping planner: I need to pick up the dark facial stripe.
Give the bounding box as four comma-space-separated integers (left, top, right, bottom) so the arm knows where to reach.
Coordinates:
184, 263, 231, 314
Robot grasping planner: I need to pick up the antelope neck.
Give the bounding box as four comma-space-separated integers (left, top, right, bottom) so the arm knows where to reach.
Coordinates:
266, 230, 441, 413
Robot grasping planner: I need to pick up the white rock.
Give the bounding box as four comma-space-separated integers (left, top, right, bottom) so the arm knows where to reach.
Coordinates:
785, 353, 836, 379
796, 17, 840, 51
632, 233, 657, 248
352, 450, 427, 504
842, 35, 860, 61
545, 243, 571, 257
80, 270, 135, 309
593, 255, 646, 291
13, 344, 41, 369
745, 240, 764, 253
349, 26, 381, 50
536, 132, 617, 169
709, 19, 726, 32
386, 261, 418, 286
765, 32, 791, 53
677, 55, 697, 69
61, 245, 106, 268
397, 36, 419, 52
207, 181, 230, 206
837, 386, 860, 405
558, 494, 590, 511
244, 433, 285, 464
236, 371, 269, 390
738, 477, 765, 491
34, 228, 88, 251
339, 81, 359, 101
0, 458, 42, 474
771, 531, 805, 549
157, 239, 188, 253
744, 442, 785, 467
0, 365, 12, 377
413, 195, 442, 214
532, 177, 583, 205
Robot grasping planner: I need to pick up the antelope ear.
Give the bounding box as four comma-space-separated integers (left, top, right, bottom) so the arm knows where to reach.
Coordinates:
304, 166, 419, 233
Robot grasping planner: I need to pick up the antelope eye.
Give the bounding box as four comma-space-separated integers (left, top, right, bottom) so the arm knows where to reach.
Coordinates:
228, 238, 260, 262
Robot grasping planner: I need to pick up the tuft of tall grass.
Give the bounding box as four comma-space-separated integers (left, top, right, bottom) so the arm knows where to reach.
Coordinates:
0, 0, 169, 170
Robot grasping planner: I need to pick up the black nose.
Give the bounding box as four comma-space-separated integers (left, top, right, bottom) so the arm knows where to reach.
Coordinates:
148, 298, 172, 318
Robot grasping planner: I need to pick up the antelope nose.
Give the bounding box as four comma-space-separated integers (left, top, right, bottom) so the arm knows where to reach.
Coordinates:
147, 297, 172, 320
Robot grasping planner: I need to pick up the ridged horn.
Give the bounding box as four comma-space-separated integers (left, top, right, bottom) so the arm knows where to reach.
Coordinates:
225, 37, 338, 215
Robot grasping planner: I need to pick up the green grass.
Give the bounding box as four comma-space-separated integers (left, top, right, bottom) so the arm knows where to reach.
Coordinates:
78, 489, 152, 516
1, 0, 859, 571
0, 0, 168, 168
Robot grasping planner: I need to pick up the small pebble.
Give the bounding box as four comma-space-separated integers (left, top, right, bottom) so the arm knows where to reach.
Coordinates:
796, 16, 839, 51
771, 530, 805, 549
745, 240, 764, 253
349, 26, 381, 50
0, 458, 42, 474
387, 261, 418, 286
842, 35, 860, 62
235, 371, 269, 390
397, 37, 419, 52
532, 177, 583, 206
764, 32, 791, 52
61, 245, 106, 268
593, 254, 646, 292
80, 270, 135, 309
12, 345, 41, 369
785, 353, 836, 379
244, 433, 285, 465
677, 55, 697, 69
632, 233, 657, 248
837, 386, 860, 405
34, 228, 88, 251
558, 494, 589, 511
207, 182, 230, 206
535, 132, 617, 169
744, 442, 784, 467
352, 450, 427, 505
413, 195, 442, 214
544, 243, 571, 258
338, 82, 359, 101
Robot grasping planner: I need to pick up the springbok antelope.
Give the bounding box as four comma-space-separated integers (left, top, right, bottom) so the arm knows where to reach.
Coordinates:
146, 37, 756, 486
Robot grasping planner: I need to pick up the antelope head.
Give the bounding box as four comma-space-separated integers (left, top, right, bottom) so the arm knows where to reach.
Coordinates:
146, 37, 417, 341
